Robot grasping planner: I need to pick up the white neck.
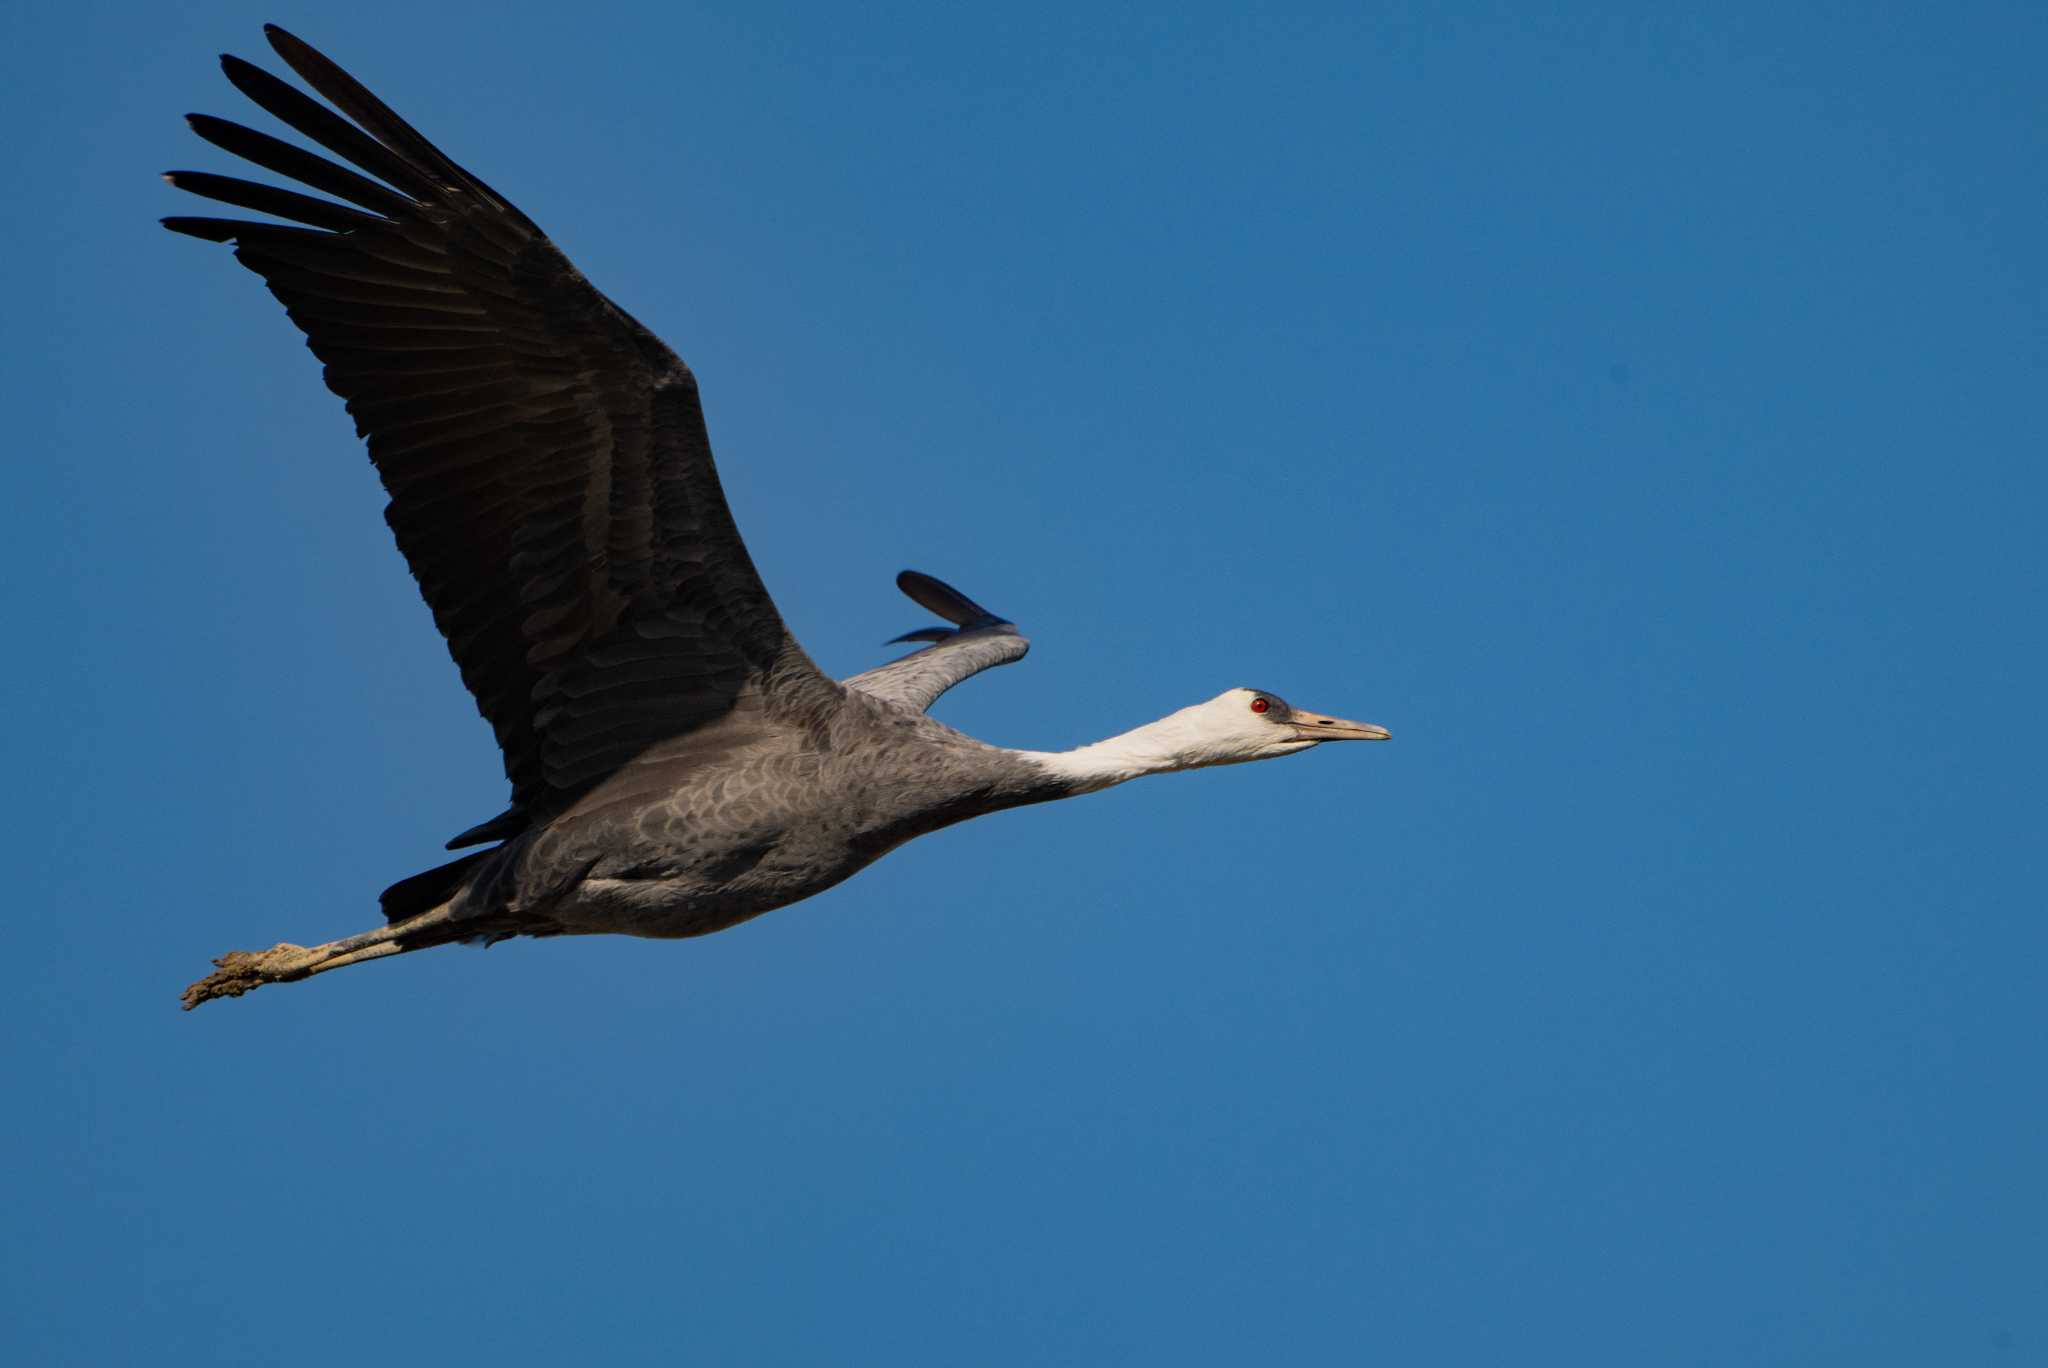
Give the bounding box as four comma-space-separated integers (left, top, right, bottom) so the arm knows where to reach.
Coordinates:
1013, 710, 1221, 794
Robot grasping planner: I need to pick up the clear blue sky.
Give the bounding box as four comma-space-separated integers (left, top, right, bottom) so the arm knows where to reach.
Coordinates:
4, 2, 2042, 1363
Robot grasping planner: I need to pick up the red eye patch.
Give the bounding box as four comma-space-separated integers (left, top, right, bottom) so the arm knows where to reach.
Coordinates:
1250, 698, 1269, 713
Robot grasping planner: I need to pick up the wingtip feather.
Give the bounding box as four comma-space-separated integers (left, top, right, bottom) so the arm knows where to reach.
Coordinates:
265, 24, 309, 62
894, 569, 1009, 627
160, 215, 234, 241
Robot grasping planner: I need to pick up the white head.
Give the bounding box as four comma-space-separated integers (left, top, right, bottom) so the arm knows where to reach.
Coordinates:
1026, 686, 1389, 791
1151, 687, 1392, 769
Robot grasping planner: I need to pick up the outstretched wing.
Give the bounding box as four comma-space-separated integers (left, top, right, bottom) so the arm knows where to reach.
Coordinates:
842, 571, 1030, 712
164, 26, 835, 831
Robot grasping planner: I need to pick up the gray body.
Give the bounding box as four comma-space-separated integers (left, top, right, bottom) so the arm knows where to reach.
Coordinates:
484, 681, 1067, 942
434, 573, 1050, 942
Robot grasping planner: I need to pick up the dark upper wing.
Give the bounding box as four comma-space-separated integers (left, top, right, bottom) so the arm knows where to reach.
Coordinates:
164, 26, 835, 823
841, 571, 1030, 712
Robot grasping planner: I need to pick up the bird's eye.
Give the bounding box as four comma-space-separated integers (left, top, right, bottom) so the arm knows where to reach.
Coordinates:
1250, 697, 1270, 714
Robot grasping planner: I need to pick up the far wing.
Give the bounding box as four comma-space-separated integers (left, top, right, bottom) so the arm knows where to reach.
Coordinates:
841, 571, 1029, 712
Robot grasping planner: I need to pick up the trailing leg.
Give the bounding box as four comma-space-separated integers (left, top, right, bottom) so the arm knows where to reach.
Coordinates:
180, 902, 466, 1010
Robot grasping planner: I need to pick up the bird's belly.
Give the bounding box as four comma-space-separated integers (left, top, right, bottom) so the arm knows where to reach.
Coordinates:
543, 846, 876, 940
515, 756, 1002, 940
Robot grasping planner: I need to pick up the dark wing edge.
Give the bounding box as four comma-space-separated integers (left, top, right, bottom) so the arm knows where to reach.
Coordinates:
840, 570, 1030, 712
165, 26, 834, 834
894, 569, 1007, 630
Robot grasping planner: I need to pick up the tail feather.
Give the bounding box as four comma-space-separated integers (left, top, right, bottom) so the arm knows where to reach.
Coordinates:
379, 849, 492, 924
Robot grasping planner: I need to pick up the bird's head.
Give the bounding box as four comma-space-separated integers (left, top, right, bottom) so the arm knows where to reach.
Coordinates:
1159, 687, 1391, 769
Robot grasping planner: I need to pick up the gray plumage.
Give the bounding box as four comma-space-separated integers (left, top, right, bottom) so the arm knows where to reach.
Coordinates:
167, 28, 1388, 1009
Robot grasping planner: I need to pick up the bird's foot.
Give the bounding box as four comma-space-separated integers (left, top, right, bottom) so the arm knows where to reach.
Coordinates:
180, 943, 313, 1010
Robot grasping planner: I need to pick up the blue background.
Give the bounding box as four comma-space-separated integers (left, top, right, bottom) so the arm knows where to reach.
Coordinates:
5, 2, 2043, 1363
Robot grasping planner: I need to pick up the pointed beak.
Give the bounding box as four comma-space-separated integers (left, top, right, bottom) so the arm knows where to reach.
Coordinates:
1289, 708, 1391, 742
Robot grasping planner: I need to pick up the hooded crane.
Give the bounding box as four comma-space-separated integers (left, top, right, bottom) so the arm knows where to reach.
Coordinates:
166, 27, 1391, 1009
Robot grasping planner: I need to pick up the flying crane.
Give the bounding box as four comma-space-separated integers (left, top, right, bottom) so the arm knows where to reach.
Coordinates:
165, 26, 1389, 1009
